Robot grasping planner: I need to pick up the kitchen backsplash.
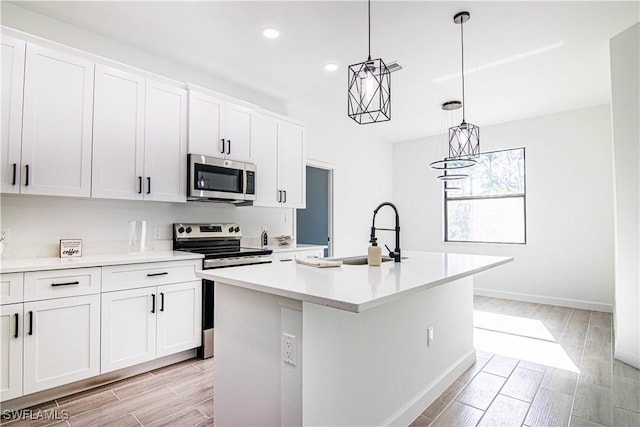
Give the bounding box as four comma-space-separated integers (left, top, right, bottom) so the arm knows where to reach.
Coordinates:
0, 195, 294, 259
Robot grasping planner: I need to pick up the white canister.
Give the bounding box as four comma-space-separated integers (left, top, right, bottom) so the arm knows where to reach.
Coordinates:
128, 220, 147, 252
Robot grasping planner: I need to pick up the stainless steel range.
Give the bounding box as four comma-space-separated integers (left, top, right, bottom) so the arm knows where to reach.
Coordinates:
173, 223, 273, 358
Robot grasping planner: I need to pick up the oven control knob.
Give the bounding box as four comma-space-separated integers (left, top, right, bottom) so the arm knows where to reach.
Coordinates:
234, 226, 240, 233
185, 227, 192, 233
178, 226, 185, 234
228, 226, 234, 233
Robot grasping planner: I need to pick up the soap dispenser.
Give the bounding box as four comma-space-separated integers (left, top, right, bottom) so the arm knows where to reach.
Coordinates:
368, 239, 382, 266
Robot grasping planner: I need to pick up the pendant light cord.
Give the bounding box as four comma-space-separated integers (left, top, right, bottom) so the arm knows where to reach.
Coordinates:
367, 0, 372, 61
461, 19, 466, 122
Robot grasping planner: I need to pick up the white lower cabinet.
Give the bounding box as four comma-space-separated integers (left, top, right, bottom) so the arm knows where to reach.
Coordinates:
101, 280, 201, 373
0, 303, 23, 401
23, 294, 101, 395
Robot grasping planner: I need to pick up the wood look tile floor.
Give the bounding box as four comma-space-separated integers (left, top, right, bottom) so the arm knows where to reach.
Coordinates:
411, 296, 640, 427
3, 296, 639, 426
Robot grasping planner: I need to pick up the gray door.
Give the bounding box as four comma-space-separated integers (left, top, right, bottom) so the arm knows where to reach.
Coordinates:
296, 166, 330, 257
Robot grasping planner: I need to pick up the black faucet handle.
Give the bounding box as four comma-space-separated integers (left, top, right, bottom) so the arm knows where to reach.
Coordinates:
384, 244, 394, 257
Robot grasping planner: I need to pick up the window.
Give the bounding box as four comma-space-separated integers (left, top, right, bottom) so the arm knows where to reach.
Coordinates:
445, 148, 526, 244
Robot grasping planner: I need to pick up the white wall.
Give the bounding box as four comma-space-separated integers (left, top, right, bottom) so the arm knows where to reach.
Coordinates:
0, 195, 293, 258
0, 3, 394, 259
394, 105, 615, 311
610, 23, 640, 369
288, 101, 394, 258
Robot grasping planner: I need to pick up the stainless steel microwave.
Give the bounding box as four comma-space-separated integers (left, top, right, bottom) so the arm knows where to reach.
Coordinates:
187, 154, 256, 204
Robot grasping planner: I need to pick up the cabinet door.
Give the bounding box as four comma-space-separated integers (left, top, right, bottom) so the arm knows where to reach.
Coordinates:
0, 304, 23, 401
1, 36, 25, 194
21, 44, 94, 197
252, 113, 280, 207
0, 272, 24, 305
92, 65, 145, 200
23, 294, 100, 394
156, 281, 202, 358
225, 103, 252, 162
101, 287, 157, 373
144, 80, 187, 202
188, 90, 225, 158
278, 122, 306, 208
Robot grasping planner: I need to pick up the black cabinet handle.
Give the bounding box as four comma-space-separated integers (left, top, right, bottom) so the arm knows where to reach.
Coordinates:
151, 294, 156, 313
51, 281, 80, 287
146, 177, 151, 194
283, 190, 287, 203
28, 311, 33, 335
138, 176, 143, 194
220, 139, 225, 154
147, 272, 168, 277
278, 190, 282, 202
160, 293, 165, 312
25, 165, 29, 186
11, 163, 16, 185
14, 313, 18, 338
227, 139, 231, 155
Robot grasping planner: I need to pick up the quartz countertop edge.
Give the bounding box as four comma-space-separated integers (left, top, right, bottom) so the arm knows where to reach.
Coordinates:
196, 251, 513, 313
0, 251, 204, 273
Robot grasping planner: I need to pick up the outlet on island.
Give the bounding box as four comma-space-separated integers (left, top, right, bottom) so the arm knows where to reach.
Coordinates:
282, 332, 297, 366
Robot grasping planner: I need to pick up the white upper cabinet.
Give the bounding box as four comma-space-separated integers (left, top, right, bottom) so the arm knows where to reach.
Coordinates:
144, 80, 188, 203
1, 36, 25, 195
278, 122, 305, 208
188, 89, 253, 162
253, 111, 306, 209
21, 44, 94, 197
92, 65, 146, 200
252, 113, 280, 206
92, 65, 187, 202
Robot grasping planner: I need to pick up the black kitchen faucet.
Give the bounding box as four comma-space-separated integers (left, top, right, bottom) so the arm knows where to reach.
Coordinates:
370, 202, 401, 262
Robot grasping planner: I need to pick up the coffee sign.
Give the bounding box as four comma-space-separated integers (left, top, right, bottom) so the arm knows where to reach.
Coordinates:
60, 239, 82, 258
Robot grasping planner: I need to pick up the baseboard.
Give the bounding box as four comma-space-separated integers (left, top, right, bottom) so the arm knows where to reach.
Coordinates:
1, 349, 197, 411
382, 349, 476, 426
474, 288, 613, 313
614, 347, 640, 370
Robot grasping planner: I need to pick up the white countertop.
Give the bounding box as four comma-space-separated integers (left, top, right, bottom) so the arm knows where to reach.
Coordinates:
0, 251, 203, 273
197, 250, 512, 313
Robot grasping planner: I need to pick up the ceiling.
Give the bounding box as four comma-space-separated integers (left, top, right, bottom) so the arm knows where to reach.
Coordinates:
7, 1, 639, 143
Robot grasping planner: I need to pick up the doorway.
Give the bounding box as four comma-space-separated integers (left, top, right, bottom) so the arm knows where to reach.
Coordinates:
296, 164, 333, 257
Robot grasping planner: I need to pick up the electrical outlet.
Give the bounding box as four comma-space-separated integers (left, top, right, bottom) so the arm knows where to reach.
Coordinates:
0, 228, 11, 243
282, 333, 297, 366
427, 326, 434, 347
153, 226, 161, 240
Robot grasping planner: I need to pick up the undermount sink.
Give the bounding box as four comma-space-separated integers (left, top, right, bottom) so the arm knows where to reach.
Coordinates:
331, 255, 394, 265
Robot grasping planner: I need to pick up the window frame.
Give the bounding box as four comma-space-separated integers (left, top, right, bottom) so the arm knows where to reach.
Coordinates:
444, 147, 527, 245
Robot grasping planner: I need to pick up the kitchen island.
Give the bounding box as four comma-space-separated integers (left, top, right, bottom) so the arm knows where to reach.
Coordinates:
197, 251, 512, 426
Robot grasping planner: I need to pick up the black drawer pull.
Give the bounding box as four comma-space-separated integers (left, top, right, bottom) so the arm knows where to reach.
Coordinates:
138, 176, 143, 194
147, 272, 168, 277
28, 311, 33, 335
146, 177, 151, 194
12, 163, 16, 186
14, 313, 18, 338
25, 164, 29, 186
160, 292, 165, 311
51, 281, 80, 287
151, 294, 156, 313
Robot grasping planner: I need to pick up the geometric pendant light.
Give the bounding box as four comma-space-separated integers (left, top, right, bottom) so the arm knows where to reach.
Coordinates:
430, 11, 480, 179
348, 0, 391, 124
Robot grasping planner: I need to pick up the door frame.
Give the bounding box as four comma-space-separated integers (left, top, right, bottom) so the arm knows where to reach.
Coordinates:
294, 159, 334, 257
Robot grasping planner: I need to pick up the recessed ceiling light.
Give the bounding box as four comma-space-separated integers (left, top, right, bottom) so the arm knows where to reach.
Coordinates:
262, 28, 280, 39
324, 63, 338, 72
